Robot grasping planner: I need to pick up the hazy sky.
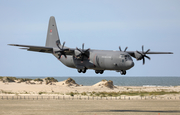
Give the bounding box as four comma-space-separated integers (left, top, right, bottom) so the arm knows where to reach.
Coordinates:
0, 0, 179, 77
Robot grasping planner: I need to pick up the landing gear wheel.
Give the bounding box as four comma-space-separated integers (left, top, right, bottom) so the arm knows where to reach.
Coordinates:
124, 71, 126, 75
100, 70, 104, 74
95, 70, 99, 74
82, 68, 87, 73
78, 69, 82, 73
120, 70, 126, 75
95, 70, 104, 74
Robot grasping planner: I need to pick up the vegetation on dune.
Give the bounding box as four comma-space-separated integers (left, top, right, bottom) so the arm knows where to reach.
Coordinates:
44, 77, 58, 85
104, 80, 114, 89
0, 76, 3, 80
65, 91, 180, 97
45, 77, 58, 82
0, 76, 51, 84
1, 77, 17, 82
0, 76, 33, 83
34, 78, 43, 82
18, 78, 32, 82
0, 89, 14, 94
65, 78, 76, 84
101, 79, 107, 82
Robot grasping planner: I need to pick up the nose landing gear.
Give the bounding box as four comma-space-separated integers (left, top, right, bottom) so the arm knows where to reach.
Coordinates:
120, 70, 126, 75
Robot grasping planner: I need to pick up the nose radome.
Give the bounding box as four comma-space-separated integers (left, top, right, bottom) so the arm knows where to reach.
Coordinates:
126, 61, 134, 68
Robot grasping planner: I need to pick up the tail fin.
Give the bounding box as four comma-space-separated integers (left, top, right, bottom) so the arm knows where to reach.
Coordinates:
45, 16, 60, 48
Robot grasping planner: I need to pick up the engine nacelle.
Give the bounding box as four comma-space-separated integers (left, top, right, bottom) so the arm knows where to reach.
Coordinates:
74, 49, 81, 56
134, 51, 143, 60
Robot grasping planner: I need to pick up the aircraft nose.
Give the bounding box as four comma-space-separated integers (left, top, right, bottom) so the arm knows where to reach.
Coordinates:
126, 61, 134, 69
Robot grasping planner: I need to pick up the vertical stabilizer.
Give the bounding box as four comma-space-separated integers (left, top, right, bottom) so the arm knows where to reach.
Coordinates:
45, 16, 60, 48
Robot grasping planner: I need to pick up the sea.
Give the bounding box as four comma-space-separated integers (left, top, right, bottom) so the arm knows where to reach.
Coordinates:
17, 77, 180, 86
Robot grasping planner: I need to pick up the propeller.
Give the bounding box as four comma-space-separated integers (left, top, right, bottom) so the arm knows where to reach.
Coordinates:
55, 41, 68, 59
136, 45, 151, 65
119, 46, 128, 52
76, 43, 90, 61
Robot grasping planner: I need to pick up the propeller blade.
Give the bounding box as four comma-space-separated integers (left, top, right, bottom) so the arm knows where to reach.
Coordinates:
136, 46, 151, 64
76, 54, 82, 57
143, 57, 145, 65
81, 55, 84, 61
76, 48, 83, 53
145, 55, 151, 60
57, 43, 61, 50
62, 42, 65, 49
124, 47, 128, 52
56, 40, 60, 45
137, 51, 143, 55
55, 41, 68, 59
76, 43, 90, 61
55, 51, 61, 53
119, 46, 122, 51
58, 54, 62, 59
145, 49, 150, 54
64, 54, 67, 58
85, 48, 90, 53
84, 53, 89, 58
82, 43, 84, 51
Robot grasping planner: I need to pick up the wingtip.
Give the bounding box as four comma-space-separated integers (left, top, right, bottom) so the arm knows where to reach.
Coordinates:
8, 44, 15, 46
8, 44, 20, 46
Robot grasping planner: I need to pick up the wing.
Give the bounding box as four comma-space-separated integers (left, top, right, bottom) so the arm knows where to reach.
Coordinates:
9, 44, 53, 53
127, 51, 173, 55
8, 44, 75, 55
127, 51, 173, 59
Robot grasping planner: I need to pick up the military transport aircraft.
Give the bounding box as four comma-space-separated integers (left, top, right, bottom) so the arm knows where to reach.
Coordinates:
9, 16, 173, 75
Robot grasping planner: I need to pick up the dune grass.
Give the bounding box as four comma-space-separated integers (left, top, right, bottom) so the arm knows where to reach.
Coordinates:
65, 91, 180, 97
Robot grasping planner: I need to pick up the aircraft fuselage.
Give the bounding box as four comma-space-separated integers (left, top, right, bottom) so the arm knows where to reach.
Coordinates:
54, 49, 134, 73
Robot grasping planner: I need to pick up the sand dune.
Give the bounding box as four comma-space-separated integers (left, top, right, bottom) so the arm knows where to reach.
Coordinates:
0, 77, 180, 99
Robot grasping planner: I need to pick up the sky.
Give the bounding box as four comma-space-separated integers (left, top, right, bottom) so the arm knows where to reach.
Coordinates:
0, 0, 180, 77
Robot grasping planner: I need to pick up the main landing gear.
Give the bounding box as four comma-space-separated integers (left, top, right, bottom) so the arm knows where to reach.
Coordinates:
77, 68, 87, 73
95, 70, 104, 74
120, 70, 126, 75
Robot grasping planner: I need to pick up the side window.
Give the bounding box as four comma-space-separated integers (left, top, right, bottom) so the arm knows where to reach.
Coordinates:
122, 59, 124, 62
120, 55, 124, 58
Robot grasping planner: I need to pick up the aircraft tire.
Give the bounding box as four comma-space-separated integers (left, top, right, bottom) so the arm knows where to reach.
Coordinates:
78, 69, 82, 73
95, 70, 99, 74
120, 70, 126, 75
100, 70, 104, 74
82, 69, 86, 73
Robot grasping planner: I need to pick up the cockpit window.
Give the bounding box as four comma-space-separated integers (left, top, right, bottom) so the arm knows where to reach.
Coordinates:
120, 54, 132, 61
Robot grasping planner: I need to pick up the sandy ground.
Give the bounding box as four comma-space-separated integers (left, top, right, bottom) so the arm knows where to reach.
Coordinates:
0, 81, 180, 101
0, 80, 180, 115
1, 80, 180, 95
0, 100, 180, 115
1, 81, 180, 93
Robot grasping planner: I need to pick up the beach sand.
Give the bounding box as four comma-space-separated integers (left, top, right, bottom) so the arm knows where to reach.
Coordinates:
0, 79, 180, 95
0, 79, 180, 100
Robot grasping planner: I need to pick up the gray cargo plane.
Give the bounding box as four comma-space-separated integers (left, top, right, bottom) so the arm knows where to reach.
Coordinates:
9, 16, 173, 75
